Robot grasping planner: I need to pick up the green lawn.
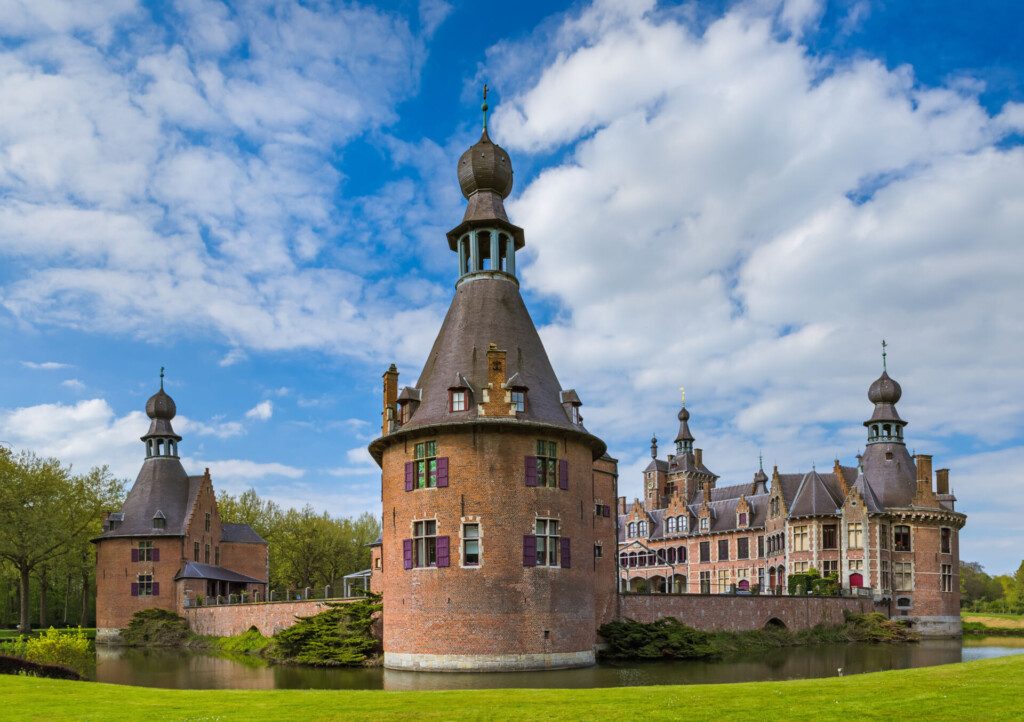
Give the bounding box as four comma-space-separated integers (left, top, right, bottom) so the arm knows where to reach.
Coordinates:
962, 612, 1024, 629
3, 654, 1024, 721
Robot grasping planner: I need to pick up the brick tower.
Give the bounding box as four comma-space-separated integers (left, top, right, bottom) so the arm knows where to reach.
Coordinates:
369, 105, 615, 671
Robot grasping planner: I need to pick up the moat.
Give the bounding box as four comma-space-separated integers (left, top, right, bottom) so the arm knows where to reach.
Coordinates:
92, 638, 1024, 691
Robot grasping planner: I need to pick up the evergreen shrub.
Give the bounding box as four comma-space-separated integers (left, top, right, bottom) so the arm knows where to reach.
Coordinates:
270, 593, 382, 667
120, 609, 191, 647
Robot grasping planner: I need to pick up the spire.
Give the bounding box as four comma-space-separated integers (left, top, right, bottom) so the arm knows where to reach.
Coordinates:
142, 373, 181, 459
881, 339, 888, 372
650, 435, 658, 459
159, 365, 165, 390
481, 83, 489, 131
674, 387, 694, 454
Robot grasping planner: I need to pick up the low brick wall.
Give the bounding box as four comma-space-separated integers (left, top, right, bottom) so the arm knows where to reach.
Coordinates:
183, 598, 353, 637
619, 593, 887, 632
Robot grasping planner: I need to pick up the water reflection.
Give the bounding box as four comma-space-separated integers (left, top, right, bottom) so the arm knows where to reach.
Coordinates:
94, 640, 1024, 691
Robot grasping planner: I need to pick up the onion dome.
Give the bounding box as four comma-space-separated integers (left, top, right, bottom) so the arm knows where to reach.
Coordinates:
142, 369, 181, 444
868, 370, 902, 405
458, 129, 513, 199
146, 387, 177, 420
674, 405, 694, 443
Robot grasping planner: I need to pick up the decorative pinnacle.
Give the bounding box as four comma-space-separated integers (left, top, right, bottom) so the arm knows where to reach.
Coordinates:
759, 452, 764, 471
481, 84, 489, 131
881, 339, 888, 372
159, 366, 165, 390
679, 385, 686, 405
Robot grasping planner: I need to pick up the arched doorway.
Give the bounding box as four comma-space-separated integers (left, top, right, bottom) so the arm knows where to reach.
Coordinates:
849, 572, 864, 589
671, 574, 687, 593
649, 575, 667, 594
629, 577, 647, 593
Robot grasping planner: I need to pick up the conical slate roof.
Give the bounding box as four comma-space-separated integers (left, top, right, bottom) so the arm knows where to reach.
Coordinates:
788, 469, 842, 518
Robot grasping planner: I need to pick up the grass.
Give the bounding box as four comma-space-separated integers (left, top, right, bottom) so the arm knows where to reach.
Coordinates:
962, 612, 1024, 629
2, 654, 1024, 720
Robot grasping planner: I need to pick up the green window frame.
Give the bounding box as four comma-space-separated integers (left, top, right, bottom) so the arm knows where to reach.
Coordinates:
414, 441, 438, 489
536, 440, 558, 487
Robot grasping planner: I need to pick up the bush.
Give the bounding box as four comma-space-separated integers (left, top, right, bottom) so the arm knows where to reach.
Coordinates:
598, 618, 718, 660
0, 628, 92, 678
215, 627, 272, 655
842, 612, 918, 643
120, 609, 191, 647
270, 593, 382, 667
0, 654, 83, 680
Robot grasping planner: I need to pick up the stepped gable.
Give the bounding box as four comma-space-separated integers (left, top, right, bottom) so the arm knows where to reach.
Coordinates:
788, 469, 842, 519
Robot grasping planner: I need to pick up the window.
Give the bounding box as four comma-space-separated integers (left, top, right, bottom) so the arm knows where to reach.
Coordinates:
881, 560, 891, 591
678, 516, 688, 532
848, 559, 864, 572
941, 563, 953, 592
699, 541, 710, 563
894, 525, 911, 552
894, 562, 913, 591
462, 523, 480, 566
822, 560, 838, 576
152, 517, 165, 530
415, 441, 438, 489
214, 547, 220, 566
770, 497, 780, 516
792, 561, 809, 573
880, 523, 889, 550
204, 544, 210, 564
414, 520, 437, 567
595, 503, 603, 516
205, 512, 211, 533
137, 574, 154, 597
537, 440, 559, 487
628, 522, 637, 537
511, 389, 526, 412
699, 517, 709, 532
737, 537, 750, 560
138, 540, 153, 562
758, 567, 766, 589
940, 527, 951, 554
847, 522, 863, 549
718, 569, 730, 592
450, 389, 468, 412
594, 544, 603, 559
638, 521, 648, 537
535, 518, 560, 566
193, 541, 200, 562
699, 571, 711, 594
737, 512, 748, 527
793, 525, 809, 552
678, 546, 687, 563
718, 539, 730, 561
757, 535, 765, 558
667, 517, 677, 533
822, 524, 837, 550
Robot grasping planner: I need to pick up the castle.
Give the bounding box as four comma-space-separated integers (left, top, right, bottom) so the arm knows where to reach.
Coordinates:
93, 376, 268, 642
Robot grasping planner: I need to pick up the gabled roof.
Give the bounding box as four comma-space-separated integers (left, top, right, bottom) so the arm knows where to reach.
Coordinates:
788, 470, 842, 518
221, 523, 267, 545
710, 483, 750, 502
175, 562, 265, 584
852, 469, 884, 513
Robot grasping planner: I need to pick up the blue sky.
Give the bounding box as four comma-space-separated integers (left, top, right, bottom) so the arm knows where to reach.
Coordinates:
1, 0, 1022, 573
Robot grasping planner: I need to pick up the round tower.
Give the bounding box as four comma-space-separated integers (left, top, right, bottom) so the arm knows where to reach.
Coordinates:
369, 99, 609, 672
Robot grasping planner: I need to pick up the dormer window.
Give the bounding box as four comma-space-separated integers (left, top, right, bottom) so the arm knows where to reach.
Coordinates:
511, 389, 526, 413
571, 405, 581, 424
628, 522, 637, 537
737, 512, 748, 527
152, 516, 165, 530
108, 519, 121, 531
638, 521, 648, 537
450, 389, 468, 412
680, 516, 688, 532
667, 517, 677, 533
700, 517, 709, 532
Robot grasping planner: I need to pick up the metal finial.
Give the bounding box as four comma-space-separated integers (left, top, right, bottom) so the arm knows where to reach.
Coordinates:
159, 366, 165, 390
481, 84, 489, 131
679, 385, 686, 405
759, 452, 764, 471
881, 339, 887, 372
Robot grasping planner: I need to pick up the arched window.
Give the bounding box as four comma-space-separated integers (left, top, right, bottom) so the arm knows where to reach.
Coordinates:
667, 517, 677, 533
667, 547, 676, 564
638, 552, 647, 568
619, 553, 628, 568
628, 552, 637, 567
738, 512, 748, 527
699, 517, 709, 532
638, 521, 648, 537
656, 549, 666, 564
678, 546, 687, 563
679, 516, 688, 532
648, 551, 656, 566
628, 522, 636, 537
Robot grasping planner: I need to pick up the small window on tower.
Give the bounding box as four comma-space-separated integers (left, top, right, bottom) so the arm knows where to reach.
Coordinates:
511, 389, 527, 413
205, 512, 211, 533
152, 517, 165, 530
450, 389, 468, 412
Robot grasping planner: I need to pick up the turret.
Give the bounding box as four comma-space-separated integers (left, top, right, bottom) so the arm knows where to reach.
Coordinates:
141, 368, 181, 459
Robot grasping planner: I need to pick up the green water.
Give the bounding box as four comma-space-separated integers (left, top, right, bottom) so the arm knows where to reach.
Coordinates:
92, 638, 1024, 691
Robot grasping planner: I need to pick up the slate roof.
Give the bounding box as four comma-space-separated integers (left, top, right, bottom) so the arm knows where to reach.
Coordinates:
221, 523, 267, 545
175, 562, 265, 584
851, 469, 884, 513
860, 442, 918, 508
95, 458, 197, 539
788, 470, 842, 518
617, 490, 769, 541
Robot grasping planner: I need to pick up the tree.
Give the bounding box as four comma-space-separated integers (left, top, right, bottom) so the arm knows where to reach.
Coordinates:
0, 449, 122, 633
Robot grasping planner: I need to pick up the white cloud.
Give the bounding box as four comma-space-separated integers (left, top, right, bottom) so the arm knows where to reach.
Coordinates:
218, 348, 247, 367
61, 378, 85, 391
186, 458, 304, 482
245, 400, 273, 421
21, 360, 72, 370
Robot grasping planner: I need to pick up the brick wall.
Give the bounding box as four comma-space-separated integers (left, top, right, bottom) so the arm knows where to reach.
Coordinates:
619, 593, 885, 632
183, 599, 357, 637
95, 536, 184, 632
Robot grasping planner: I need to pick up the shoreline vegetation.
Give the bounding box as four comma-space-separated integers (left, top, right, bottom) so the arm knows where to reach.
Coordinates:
1, 654, 1022, 720
961, 612, 1024, 637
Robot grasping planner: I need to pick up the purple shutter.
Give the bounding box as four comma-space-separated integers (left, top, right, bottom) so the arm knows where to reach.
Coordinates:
523, 535, 537, 566
152, 547, 160, 562
404, 462, 414, 491
130, 583, 139, 597
436, 458, 449, 488
558, 459, 569, 490
561, 538, 571, 568
602, 505, 610, 518
152, 582, 160, 596
403, 539, 413, 570
131, 548, 139, 563
525, 456, 537, 487
436, 536, 450, 567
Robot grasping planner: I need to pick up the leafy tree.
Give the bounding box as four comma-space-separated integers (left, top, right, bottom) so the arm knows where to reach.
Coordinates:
0, 449, 122, 633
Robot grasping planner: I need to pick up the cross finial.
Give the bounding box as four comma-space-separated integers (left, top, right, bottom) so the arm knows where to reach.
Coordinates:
481, 84, 489, 131
759, 451, 764, 471
679, 385, 686, 405
881, 339, 887, 372
159, 366, 165, 390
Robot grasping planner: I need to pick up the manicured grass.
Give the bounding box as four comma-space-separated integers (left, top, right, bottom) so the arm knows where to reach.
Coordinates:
962, 612, 1024, 629
3, 654, 1024, 720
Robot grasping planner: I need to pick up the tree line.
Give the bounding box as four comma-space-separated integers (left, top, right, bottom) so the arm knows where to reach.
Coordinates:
0, 446, 379, 631
961, 560, 1024, 613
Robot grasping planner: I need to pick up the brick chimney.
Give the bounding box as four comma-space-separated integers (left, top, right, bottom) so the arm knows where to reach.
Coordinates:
935, 468, 950, 495
481, 343, 513, 416
694, 448, 703, 467
914, 453, 933, 493
381, 364, 399, 436
617, 496, 627, 515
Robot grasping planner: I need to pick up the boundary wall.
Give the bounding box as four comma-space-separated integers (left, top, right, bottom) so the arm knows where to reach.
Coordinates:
183, 598, 354, 637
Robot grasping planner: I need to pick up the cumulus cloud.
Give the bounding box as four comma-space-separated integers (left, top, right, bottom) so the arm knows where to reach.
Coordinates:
245, 400, 273, 421
485, 1, 1024, 568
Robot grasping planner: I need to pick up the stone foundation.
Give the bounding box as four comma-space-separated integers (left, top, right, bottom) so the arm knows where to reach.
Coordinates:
906, 615, 962, 638
384, 649, 595, 672
95, 628, 122, 644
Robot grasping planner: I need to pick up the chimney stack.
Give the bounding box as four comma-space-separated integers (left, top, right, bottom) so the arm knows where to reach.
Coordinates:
694, 448, 703, 467
914, 453, 933, 493
617, 496, 627, 515
382, 364, 399, 436
936, 468, 950, 495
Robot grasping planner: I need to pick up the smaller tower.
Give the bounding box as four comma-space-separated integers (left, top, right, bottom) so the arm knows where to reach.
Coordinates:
674, 407, 694, 455
142, 368, 182, 459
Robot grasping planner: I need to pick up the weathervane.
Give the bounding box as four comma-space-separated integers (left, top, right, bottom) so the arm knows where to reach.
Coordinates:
160, 366, 165, 390
679, 385, 686, 406
481, 84, 489, 131
881, 339, 888, 372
